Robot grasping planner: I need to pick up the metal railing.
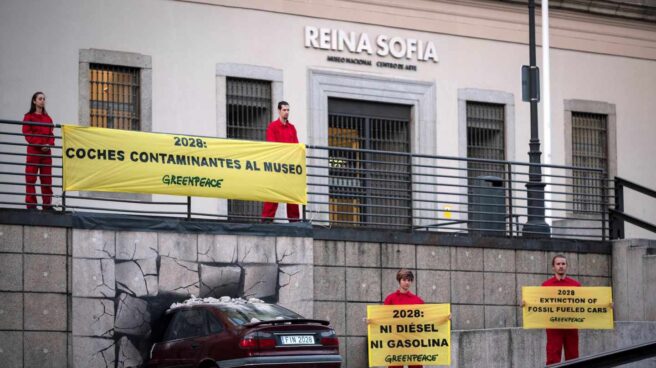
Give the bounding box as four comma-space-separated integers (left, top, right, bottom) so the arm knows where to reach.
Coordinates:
548, 339, 656, 368
0, 119, 612, 240
609, 177, 656, 239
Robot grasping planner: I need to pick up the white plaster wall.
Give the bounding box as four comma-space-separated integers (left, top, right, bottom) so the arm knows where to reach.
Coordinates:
1, 0, 655, 237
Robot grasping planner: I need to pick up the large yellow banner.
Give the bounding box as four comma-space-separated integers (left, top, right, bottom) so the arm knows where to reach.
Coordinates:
62, 125, 306, 203
522, 287, 613, 329
367, 304, 450, 367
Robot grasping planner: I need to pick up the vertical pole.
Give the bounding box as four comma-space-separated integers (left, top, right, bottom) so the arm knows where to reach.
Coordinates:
542, 0, 552, 227
187, 196, 191, 219
523, 0, 551, 236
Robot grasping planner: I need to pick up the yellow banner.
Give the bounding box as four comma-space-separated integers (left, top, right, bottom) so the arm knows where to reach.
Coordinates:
367, 304, 450, 367
522, 287, 613, 329
62, 125, 306, 203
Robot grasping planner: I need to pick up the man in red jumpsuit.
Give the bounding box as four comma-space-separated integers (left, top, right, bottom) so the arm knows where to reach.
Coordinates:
22, 92, 55, 210
383, 269, 424, 368
543, 255, 580, 364
261, 101, 300, 222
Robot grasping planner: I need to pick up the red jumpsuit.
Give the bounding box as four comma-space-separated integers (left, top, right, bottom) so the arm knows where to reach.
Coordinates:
542, 276, 581, 365
22, 113, 54, 209
261, 118, 300, 221
384, 290, 425, 368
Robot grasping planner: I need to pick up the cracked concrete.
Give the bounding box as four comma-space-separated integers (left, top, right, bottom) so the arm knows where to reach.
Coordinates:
73, 337, 116, 368
117, 336, 143, 368
115, 294, 151, 336
116, 258, 158, 297
199, 264, 241, 297
198, 234, 238, 263
73, 258, 115, 298
72, 298, 114, 337
243, 264, 278, 299
116, 231, 158, 260
73, 229, 115, 259
158, 256, 199, 296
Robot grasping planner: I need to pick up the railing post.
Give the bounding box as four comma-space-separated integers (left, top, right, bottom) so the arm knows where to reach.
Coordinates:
187, 196, 191, 219
507, 163, 514, 238
610, 177, 625, 239
601, 173, 608, 241
62, 191, 66, 212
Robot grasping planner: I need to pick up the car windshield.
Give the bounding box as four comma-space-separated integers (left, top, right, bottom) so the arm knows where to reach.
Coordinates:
215, 303, 303, 326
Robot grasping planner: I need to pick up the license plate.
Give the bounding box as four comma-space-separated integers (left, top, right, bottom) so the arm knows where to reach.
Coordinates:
280, 335, 314, 345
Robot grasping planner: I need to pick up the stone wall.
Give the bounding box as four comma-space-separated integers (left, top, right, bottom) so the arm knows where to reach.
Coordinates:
313, 240, 612, 367
2, 223, 643, 368
70, 229, 314, 367
0, 225, 69, 368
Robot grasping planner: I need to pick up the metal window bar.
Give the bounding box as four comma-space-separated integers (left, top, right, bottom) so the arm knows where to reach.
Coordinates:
466, 101, 506, 233
90, 64, 140, 130
327, 100, 411, 228
572, 112, 608, 214
225, 77, 272, 222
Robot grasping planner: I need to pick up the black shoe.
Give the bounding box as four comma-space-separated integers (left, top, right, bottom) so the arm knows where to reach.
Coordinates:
42, 206, 56, 212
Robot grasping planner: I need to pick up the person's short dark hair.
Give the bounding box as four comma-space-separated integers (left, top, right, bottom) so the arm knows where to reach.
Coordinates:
552, 254, 566, 266
396, 269, 414, 282
277, 101, 289, 110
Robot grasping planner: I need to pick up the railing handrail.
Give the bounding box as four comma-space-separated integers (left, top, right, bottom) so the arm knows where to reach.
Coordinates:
610, 176, 656, 239
308, 144, 607, 172
615, 176, 656, 199
548, 339, 656, 368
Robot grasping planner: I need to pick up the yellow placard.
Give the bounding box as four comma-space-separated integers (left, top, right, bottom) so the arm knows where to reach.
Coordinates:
367, 304, 450, 367
62, 125, 306, 203
522, 287, 613, 329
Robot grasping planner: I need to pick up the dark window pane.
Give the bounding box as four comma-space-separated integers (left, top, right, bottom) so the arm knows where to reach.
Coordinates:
327, 98, 411, 228
206, 311, 223, 334
164, 310, 209, 340
466, 101, 506, 233
89, 64, 140, 130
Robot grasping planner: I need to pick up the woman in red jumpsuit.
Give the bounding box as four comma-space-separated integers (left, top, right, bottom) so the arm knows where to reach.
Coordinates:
22, 91, 55, 210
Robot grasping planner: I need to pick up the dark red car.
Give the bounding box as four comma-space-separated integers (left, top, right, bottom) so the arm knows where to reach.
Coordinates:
147, 299, 342, 368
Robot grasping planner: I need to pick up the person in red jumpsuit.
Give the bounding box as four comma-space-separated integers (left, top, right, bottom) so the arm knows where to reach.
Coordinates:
22, 91, 55, 210
261, 101, 300, 222
542, 255, 580, 364
384, 269, 424, 368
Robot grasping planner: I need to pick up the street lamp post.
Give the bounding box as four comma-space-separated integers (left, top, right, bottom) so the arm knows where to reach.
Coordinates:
523, 0, 551, 236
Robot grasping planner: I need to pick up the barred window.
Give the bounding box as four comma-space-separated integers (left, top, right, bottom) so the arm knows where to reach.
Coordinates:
90, 64, 140, 130
466, 102, 506, 231
226, 77, 272, 222
466, 101, 505, 175
328, 98, 411, 228
572, 112, 608, 213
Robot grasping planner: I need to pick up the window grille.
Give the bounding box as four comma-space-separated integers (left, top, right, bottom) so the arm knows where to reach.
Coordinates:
572, 112, 608, 213
90, 64, 140, 130
466, 101, 505, 177
226, 77, 272, 222
328, 98, 411, 227
466, 101, 506, 230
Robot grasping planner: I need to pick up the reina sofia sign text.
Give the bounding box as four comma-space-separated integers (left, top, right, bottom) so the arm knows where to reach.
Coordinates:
304, 26, 439, 63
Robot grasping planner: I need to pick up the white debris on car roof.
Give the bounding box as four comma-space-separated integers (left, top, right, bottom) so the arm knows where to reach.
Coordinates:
169, 295, 265, 310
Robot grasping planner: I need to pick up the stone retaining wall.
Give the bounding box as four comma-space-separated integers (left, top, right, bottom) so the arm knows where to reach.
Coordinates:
1, 223, 640, 368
